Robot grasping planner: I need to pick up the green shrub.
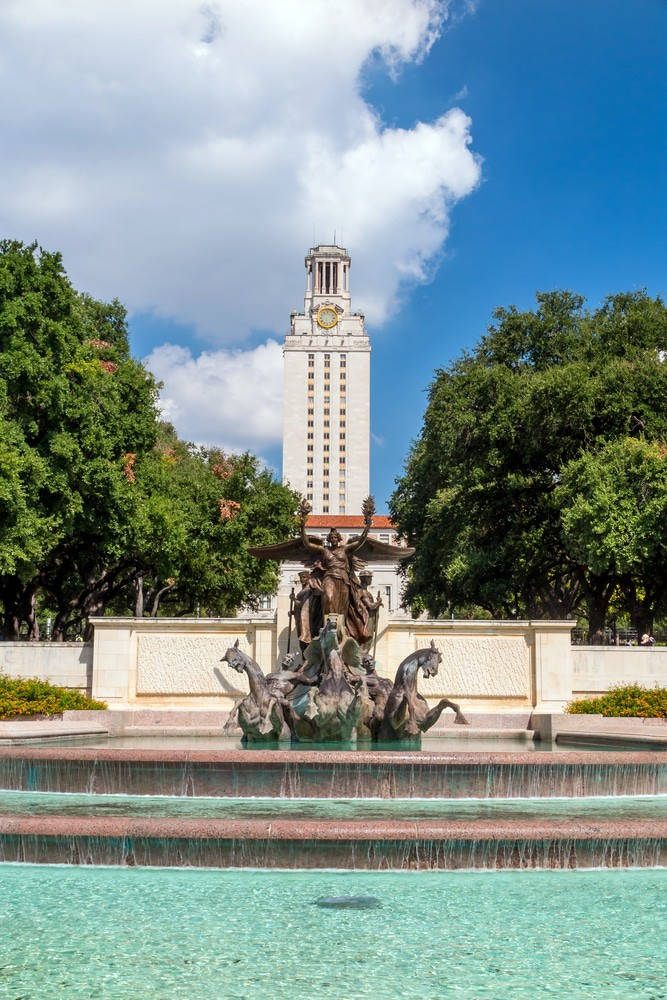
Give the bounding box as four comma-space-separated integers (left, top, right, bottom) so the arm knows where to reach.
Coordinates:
0, 675, 107, 719
565, 683, 667, 719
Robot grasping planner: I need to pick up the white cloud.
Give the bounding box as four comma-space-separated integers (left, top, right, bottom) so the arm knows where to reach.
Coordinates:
144, 339, 283, 452
0, 0, 481, 341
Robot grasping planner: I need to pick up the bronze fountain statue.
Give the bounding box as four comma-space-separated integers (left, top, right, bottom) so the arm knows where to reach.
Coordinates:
222, 496, 468, 743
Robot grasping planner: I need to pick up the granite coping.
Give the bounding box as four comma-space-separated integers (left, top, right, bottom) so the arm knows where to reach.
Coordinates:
0, 721, 108, 743
1, 814, 664, 841
0, 747, 664, 764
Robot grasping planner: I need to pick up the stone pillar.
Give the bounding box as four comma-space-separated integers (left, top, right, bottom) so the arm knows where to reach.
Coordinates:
531, 621, 575, 710
253, 620, 276, 673
91, 623, 133, 704
375, 614, 415, 682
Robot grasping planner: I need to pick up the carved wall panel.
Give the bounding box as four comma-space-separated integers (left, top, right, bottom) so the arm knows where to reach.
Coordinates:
136, 633, 251, 696
414, 634, 531, 698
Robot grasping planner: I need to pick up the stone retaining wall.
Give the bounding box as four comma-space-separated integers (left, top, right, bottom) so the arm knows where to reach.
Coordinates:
3, 619, 665, 712
572, 645, 667, 696
0, 642, 92, 693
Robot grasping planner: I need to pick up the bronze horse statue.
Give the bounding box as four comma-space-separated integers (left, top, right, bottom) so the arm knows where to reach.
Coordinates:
375, 639, 468, 740
221, 640, 311, 741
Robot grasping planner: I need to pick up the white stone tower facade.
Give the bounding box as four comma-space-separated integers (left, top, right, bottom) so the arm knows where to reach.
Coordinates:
282, 245, 370, 514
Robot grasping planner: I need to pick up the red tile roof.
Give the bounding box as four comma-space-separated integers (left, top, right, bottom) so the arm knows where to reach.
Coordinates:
306, 514, 395, 528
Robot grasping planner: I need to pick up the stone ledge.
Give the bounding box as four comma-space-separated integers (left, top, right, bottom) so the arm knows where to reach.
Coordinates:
0, 720, 108, 745
1, 814, 665, 841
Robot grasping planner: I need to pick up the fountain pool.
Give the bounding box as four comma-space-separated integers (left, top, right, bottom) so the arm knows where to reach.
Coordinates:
0, 865, 665, 999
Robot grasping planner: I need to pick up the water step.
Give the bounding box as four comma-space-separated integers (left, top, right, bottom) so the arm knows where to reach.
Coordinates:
0, 747, 664, 797
0, 814, 664, 869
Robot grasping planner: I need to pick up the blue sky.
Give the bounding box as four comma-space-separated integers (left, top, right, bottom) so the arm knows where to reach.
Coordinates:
2, 0, 665, 512
360, 0, 667, 506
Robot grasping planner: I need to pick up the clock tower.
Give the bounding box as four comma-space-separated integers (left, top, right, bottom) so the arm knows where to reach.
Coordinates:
282, 245, 370, 515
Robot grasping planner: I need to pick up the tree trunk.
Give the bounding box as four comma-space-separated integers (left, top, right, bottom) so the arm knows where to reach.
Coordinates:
150, 582, 176, 616
25, 588, 40, 641
134, 574, 144, 618
584, 576, 616, 645
2, 609, 20, 641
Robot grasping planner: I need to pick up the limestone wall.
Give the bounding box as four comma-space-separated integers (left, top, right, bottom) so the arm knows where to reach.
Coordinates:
87, 614, 574, 710
4, 619, 664, 711
89, 618, 277, 707
0, 642, 92, 692
571, 645, 667, 697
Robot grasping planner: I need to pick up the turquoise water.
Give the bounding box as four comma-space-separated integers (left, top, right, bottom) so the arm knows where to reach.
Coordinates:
25, 734, 662, 751
2, 790, 665, 822
26, 734, 546, 752
0, 866, 665, 999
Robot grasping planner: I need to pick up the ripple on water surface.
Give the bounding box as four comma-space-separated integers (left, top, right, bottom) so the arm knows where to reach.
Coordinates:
1, 790, 666, 822
0, 866, 665, 999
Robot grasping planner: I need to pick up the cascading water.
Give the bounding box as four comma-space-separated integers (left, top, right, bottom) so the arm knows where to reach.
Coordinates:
0, 747, 664, 870
0, 750, 664, 798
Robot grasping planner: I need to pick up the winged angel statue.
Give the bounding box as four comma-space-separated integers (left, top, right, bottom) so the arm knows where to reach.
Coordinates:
249, 496, 414, 645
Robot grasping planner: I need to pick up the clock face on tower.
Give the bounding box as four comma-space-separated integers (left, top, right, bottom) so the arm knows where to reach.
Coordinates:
317, 306, 338, 329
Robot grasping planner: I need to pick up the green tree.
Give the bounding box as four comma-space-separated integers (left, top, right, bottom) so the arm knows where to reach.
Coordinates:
390, 290, 667, 642
0, 239, 160, 638
558, 437, 667, 637
122, 427, 298, 618
0, 241, 298, 638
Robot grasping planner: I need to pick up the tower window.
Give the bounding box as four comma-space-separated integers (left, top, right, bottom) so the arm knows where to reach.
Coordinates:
340, 407, 346, 416
324, 432, 329, 439
340, 432, 345, 440
307, 432, 313, 439
340, 444, 345, 452
323, 493, 329, 500
324, 420, 329, 427
307, 420, 313, 427
324, 354, 330, 359
323, 444, 329, 452
307, 445, 313, 452
323, 505, 329, 513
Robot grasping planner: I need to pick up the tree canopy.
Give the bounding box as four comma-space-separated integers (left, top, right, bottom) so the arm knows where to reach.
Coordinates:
390, 290, 667, 641
0, 241, 297, 639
